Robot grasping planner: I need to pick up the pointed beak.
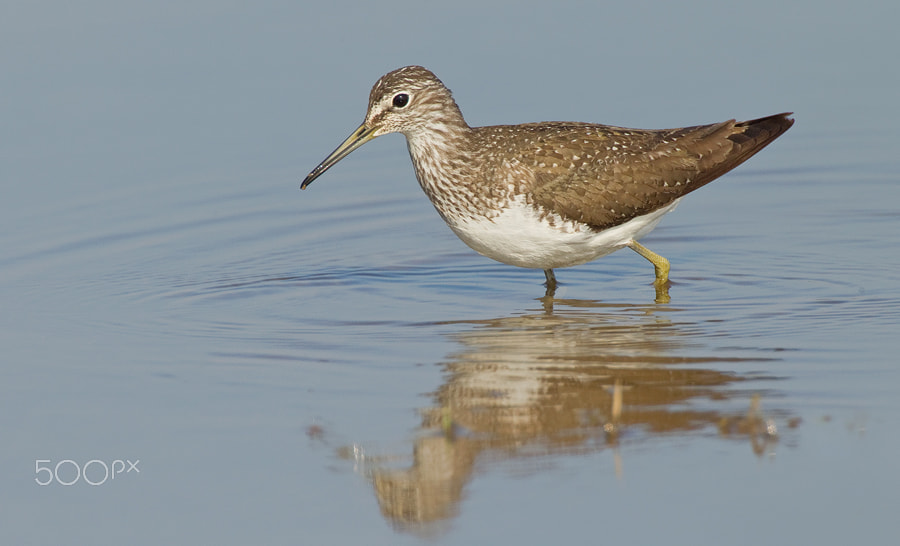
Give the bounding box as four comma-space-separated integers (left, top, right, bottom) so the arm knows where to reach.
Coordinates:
301, 122, 378, 189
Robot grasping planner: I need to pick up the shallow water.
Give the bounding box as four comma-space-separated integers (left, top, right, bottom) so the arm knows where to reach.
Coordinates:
3, 2, 900, 545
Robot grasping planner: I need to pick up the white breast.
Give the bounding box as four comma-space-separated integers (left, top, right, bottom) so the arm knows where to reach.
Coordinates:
444, 196, 681, 270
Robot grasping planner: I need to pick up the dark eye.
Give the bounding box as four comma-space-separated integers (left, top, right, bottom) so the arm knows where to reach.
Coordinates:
392, 93, 409, 108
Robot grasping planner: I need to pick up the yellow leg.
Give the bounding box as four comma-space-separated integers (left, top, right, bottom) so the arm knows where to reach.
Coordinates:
628, 241, 672, 303
627, 241, 670, 284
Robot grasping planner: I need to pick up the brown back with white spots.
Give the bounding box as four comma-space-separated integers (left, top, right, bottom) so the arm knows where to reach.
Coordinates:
471, 114, 794, 230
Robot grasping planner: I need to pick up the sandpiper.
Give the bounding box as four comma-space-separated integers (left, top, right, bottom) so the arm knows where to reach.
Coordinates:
301, 66, 793, 300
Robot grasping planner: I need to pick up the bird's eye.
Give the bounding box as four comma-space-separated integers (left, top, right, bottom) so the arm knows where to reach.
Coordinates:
392, 93, 410, 108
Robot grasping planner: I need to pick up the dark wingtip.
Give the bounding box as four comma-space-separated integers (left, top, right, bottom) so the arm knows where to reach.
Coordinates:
732, 112, 795, 150
738, 112, 795, 130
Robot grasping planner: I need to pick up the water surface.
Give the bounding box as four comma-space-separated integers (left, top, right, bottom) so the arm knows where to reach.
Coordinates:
3, 1, 900, 544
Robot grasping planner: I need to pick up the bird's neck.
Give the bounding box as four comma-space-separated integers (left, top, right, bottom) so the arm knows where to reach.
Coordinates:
404, 120, 490, 223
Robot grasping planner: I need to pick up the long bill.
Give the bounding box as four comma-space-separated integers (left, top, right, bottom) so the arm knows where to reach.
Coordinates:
300, 122, 378, 189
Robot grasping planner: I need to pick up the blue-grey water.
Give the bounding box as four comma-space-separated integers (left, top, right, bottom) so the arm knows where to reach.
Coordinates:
3, 1, 900, 544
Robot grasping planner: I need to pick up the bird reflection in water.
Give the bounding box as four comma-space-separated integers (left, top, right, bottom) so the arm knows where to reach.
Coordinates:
334, 299, 795, 533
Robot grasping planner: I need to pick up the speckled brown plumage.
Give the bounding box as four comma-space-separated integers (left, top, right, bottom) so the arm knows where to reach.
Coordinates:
301, 65, 793, 297
514, 115, 793, 230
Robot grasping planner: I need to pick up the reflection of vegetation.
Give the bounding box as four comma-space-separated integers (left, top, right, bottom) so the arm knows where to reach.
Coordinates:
346, 300, 794, 532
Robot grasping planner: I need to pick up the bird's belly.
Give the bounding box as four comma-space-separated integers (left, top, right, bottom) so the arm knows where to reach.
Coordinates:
445, 197, 681, 270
